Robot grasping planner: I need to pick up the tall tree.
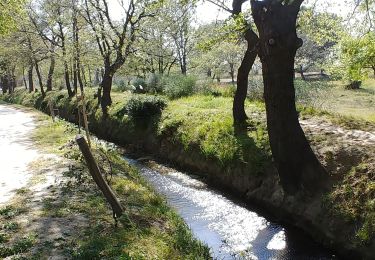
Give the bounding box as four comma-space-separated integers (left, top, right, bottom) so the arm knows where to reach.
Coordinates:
250, 0, 327, 194
164, 0, 196, 75
231, 0, 259, 126
84, 0, 153, 114
29, 0, 74, 96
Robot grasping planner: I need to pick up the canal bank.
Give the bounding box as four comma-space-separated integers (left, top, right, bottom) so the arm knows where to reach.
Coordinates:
1, 89, 374, 259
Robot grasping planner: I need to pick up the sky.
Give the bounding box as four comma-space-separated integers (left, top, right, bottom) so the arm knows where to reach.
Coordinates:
108, 0, 354, 24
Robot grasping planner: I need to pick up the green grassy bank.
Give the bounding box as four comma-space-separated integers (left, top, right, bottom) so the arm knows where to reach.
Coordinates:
1, 88, 374, 259
0, 105, 210, 259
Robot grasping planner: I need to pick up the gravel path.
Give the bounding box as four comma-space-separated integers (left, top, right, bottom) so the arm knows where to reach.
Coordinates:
0, 104, 38, 204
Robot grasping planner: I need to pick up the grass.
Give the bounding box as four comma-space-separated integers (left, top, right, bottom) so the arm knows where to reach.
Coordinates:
159, 95, 269, 167
1, 81, 374, 249
23, 109, 210, 259
322, 78, 375, 122
325, 162, 375, 245
0, 204, 36, 258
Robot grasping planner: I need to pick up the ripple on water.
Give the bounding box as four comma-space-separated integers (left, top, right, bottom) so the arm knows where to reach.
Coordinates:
126, 158, 335, 259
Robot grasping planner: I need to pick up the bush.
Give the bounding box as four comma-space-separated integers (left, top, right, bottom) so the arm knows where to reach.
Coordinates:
221, 85, 236, 98
145, 73, 162, 93
117, 79, 128, 92
247, 77, 264, 101
162, 75, 196, 99
130, 78, 147, 93
294, 79, 331, 110
126, 95, 167, 119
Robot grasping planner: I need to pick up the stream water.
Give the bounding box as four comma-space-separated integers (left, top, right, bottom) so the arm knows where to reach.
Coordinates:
125, 158, 337, 260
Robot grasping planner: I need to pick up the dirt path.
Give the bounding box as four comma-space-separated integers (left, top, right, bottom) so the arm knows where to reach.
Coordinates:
301, 118, 375, 147
0, 104, 87, 259
0, 104, 38, 204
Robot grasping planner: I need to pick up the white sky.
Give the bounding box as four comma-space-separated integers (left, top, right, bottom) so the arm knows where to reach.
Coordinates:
108, 0, 353, 24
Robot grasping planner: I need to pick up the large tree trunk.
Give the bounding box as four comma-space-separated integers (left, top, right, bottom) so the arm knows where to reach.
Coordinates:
100, 69, 113, 115
28, 64, 34, 93
251, 1, 327, 194
9, 67, 16, 94
229, 63, 235, 84
73, 65, 78, 94
180, 60, 187, 75
35, 61, 45, 97
233, 29, 258, 125
78, 67, 84, 93
46, 54, 55, 91
22, 67, 27, 89
81, 65, 87, 88
64, 61, 74, 97
297, 65, 306, 80
1, 75, 9, 94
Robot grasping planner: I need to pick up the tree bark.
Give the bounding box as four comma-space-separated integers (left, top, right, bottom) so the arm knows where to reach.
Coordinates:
46, 54, 55, 91
229, 63, 235, 84
28, 64, 34, 93
298, 65, 306, 80
76, 135, 124, 217
9, 67, 16, 93
100, 69, 113, 115
22, 67, 27, 89
233, 29, 259, 125
251, 1, 327, 194
81, 65, 87, 88
35, 60, 45, 97
1, 75, 9, 94
58, 13, 74, 97
64, 61, 74, 97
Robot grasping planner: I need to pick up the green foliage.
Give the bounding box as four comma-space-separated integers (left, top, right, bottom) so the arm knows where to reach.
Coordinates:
145, 73, 162, 93
115, 79, 128, 92
126, 95, 167, 119
247, 77, 264, 101
0, 0, 25, 35
340, 33, 375, 82
296, 7, 344, 73
294, 79, 331, 109
326, 162, 375, 244
162, 75, 196, 99
130, 77, 147, 93
159, 95, 269, 166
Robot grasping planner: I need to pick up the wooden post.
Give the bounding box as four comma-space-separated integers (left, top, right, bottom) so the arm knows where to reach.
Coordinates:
76, 135, 124, 217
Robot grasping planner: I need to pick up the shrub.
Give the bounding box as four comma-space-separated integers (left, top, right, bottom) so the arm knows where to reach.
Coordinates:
116, 79, 128, 92
162, 75, 196, 99
221, 85, 236, 98
194, 80, 221, 96
130, 78, 147, 93
126, 95, 167, 119
247, 77, 264, 101
146, 73, 162, 93
294, 79, 331, 110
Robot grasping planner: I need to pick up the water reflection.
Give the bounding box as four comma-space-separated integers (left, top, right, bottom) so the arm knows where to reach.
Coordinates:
125, 158, 335, 260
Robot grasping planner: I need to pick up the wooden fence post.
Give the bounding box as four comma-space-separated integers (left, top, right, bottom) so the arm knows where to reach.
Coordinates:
75, 135, 124, 217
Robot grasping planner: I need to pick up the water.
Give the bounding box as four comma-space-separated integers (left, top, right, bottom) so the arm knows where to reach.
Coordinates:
125, 158, 336, 260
